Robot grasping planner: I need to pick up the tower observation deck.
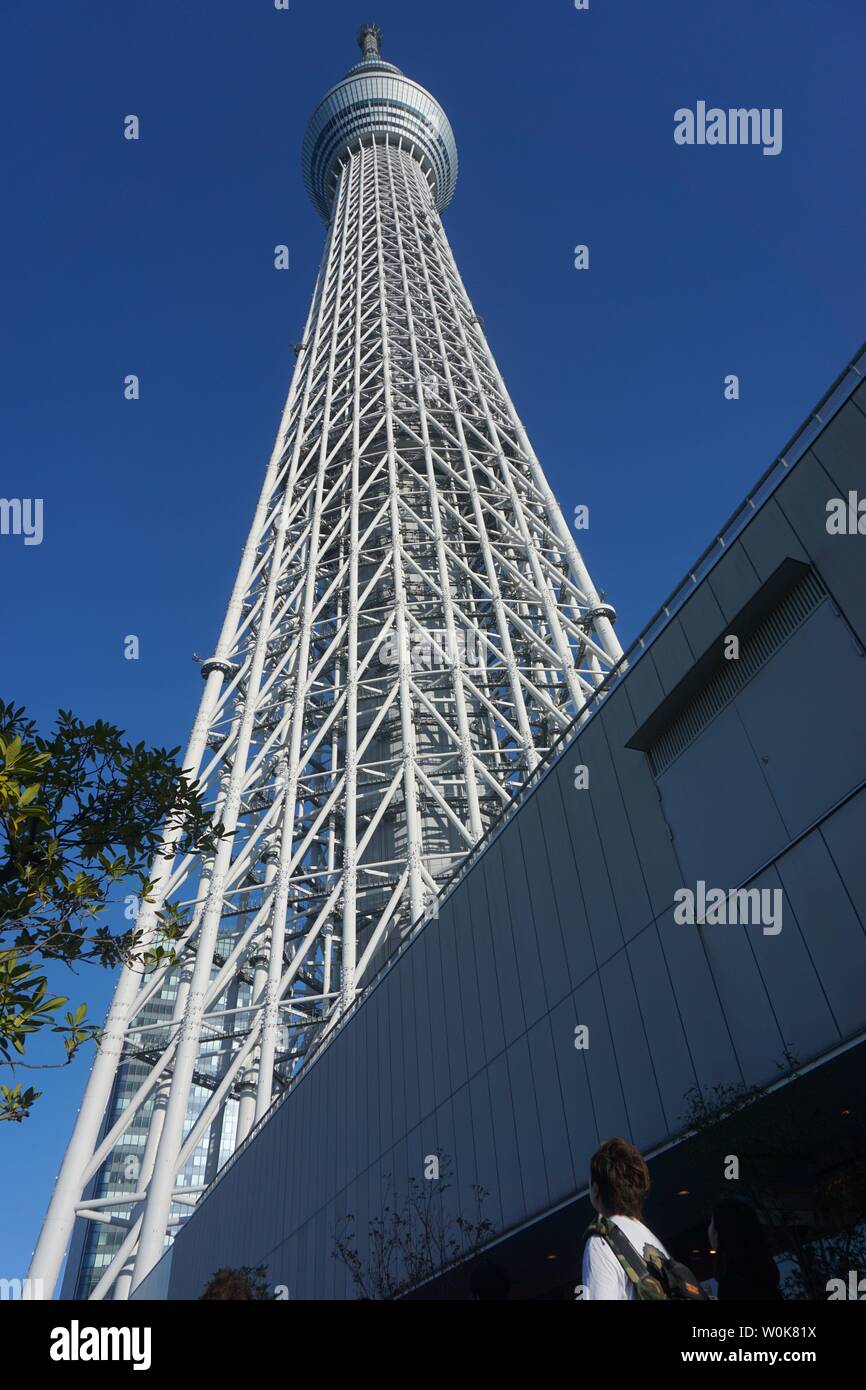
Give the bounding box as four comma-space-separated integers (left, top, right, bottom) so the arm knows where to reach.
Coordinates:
303, 23, 459, 221
30, 25, 622, 1302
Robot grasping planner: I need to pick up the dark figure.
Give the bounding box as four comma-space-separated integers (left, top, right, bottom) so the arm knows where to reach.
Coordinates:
709, 1197, 783, 1301
470, 1262, 511, 1300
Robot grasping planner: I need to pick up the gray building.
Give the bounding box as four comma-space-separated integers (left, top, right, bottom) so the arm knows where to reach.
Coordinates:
137, 343, 866, 1300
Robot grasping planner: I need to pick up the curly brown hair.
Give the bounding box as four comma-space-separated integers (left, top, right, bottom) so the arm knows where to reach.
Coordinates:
590, 1139, 651, 1219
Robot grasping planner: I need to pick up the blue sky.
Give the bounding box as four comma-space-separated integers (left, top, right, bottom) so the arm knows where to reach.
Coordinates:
2, 0, 864, 1286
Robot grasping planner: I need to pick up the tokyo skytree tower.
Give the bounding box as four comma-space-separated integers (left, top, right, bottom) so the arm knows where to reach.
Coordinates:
30, 24, 622, 1300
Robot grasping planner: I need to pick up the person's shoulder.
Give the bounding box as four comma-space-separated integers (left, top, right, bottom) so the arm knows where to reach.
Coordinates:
582, 1225, 613, 1271
582, 1224, 628, 1300
612, 1215, 669, 1259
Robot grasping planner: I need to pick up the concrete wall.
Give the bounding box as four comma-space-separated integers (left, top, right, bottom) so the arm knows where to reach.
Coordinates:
165, 380, 866, 1299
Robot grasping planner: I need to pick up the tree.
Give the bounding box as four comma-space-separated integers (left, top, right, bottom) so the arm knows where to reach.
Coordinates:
199, 1265, 272, 1300
0, 699, 221, 1120
333, 1152, 495, 1299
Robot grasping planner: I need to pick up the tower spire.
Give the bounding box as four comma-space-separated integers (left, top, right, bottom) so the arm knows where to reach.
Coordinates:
358, 22, 382, 60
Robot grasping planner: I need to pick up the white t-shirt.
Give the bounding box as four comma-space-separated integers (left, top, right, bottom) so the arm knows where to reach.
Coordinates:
582, 1215, 669, 1300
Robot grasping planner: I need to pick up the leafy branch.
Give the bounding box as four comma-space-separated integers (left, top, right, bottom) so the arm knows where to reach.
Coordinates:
0, 699, 223, 1118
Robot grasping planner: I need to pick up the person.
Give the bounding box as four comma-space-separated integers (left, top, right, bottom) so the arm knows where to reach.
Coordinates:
469, 1261, 511, 1300
581, 1138, 670, 1300
709, 1196, 783, 1300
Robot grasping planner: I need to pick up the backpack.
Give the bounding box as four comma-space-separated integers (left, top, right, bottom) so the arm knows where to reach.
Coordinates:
585, 1215, 712, 1300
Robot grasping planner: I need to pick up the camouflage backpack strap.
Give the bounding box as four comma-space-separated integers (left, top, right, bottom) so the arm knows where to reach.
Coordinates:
587, 1215, 668, 1301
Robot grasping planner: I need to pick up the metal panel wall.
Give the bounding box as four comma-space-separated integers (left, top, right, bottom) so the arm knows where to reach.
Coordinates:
166, 416, 866, 1300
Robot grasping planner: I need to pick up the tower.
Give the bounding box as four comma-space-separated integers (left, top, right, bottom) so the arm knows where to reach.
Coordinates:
30, 25, 622, 1301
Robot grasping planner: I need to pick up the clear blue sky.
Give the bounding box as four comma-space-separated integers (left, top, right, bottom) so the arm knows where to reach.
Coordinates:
2, 0, 864, 1286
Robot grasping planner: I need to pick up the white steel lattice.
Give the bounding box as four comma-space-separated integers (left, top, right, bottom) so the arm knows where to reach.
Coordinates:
30, 28, 622, 1302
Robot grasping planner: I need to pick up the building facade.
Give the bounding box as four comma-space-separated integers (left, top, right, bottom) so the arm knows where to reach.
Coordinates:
149, 349, 866, 1299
